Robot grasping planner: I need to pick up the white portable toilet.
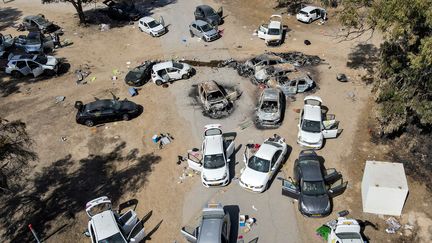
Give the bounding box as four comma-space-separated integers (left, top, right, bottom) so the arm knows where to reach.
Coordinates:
361, 161, 409, 216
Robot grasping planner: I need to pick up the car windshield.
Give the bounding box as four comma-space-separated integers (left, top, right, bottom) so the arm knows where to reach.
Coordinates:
335, 232, 362, 239
248, 156, 270, 173
87, 203, 111, 216
35, 55, 48, 64
172, 62, 183, 69
268, 28, 280, 35
147, 20, 159, 28
261, 100, 278, 113
204, 154, 225, 169
98, 233, 126, 243
207, 90, 224, 102
302, 180, 326, 196
302, 119, 321, 133
200, 23, 213, 32
110, 100, 122, 110
300, 11, 309, 16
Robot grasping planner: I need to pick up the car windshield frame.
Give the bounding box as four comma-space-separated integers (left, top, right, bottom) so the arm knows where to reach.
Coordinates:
200, 23, 213, 32
301, 180, 327, 196
260, 100, 278, 113
172, 62, 183, 69
267, 28, 280, 35
98, 232, 127, 243
34, 55, 48, 64
207, 90, 224, 102
335, 232, 362, 240
147, 20, 159, 28
301, 119, 321, 133
203, 153, 225, 169
248, 156, 270, 173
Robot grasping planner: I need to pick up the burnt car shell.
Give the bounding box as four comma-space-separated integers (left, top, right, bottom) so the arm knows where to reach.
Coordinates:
256, 88, 283, 128
125, 62, 155, 86
198, 81, 229, 111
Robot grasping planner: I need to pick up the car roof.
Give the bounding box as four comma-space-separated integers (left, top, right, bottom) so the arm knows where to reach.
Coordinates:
197, 5, 214, 13
201, 81, 221, 92
91, 210, 122, 240
301, 6, 319, 12
204, 134, 223, 155
303, 103, 321, 121
298, 159, 323, 181
153, 61, 173, 70
262, 88, 279, 100
193, 19, 209, 26
268, 20, 281, 29
86, 99, 117, 110
140, 16, 155, 23
286, 71, 310, 80
255, 142, 278, 160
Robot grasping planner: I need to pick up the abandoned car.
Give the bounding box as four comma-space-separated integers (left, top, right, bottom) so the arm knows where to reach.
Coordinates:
103, 0, 141, 21
244, 53, 286, 74
75, 98, 141, 127
297, 96, 341, 149
189, 20, 220, 42
0, 33, 14, 56
254, 63, 296, 83
194, 5, 223, 26
186, 124, 235, 187
327, 217, 365, 243
257, 15, 283, 46
279, 150, 347, 217
239, 134, 288, 193
5, 54, 59, 78
255, 88, 283, 128
138, 16, 166, 37
181, 203, 231, 243
197, 80, 240, 118
14, 32, 55, 54
296, 6, 327, 24
151, 61, 192, 85
125, 61, 155, 86
22, 15, 61, 34
84, 196, 146, 243
267, 72, 315, 96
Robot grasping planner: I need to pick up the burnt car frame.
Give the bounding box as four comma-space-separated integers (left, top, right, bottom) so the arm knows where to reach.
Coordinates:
22, 15, 61, 34
267, 71, 315, 96
197, 81, 239, 118
255, 88, 284, 128
14, 32, 55, 54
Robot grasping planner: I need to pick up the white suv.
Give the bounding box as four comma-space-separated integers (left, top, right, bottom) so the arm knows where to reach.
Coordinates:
5, 54, 59, 78
296, 6, 327, 24
151, 61, 192, 85
187, 124, 235, 187
257, 15, 283, 46
138, 16, 166, 37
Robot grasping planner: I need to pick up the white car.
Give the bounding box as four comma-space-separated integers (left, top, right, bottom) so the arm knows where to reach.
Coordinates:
328, 217, 365, 243
297, 96, 340, 149
5, 54, 59, 78
138, 16, 166, 37
239, 135, 287, 193
84, 196, 145, 243
254, 63, 296, 83
151, 61, 192, 85
257, 15, 283, 46
187, 124, 235, 187
296, 6, 327, 24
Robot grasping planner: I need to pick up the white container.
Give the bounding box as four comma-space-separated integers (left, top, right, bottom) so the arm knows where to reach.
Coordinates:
361, 161, 409, 216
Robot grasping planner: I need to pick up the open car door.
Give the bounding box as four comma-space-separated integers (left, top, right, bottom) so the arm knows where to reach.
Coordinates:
324, 168, 342, 184
243, 145, 253, 164
257, 24, 268, 40
127, 220, 146, 242
322, 129, 339, 139
32, 66, 44, 77
217, 7, 223, 17
159, 16, 165, 27
280, 178, 300, 199
187, 150, 203, 172
328, 179, 348, 197
118, 209, 139, 235
225, 140, 235, 160
181, 226, 198, 243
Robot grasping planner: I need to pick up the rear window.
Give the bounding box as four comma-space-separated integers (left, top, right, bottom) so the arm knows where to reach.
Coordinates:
172, 62, 183, 69
267, 28, 280, 35
300, 11, 308, 15
35, 55, 48, 64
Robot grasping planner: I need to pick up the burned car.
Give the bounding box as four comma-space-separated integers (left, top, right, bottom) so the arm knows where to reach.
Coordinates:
197, 81, 239, 118
14, 32, 55, 54
103, 0, 141, 21
268, 72, 315, 96
125, 61, 155, 86
0, 33, 14, 57
255, 88, 284, 128
243, 54, 286, 75
254, 63, 296, 83
194, 5, 223, 26
22, 15, 61, 34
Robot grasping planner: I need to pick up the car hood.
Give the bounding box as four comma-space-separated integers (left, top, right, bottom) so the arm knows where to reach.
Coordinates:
240, 167, 268, 187
151, 24, 164, 32
46, 56, 58, 66
202, 166, 226, 180
300, 130, 322, 144
300, 194, 330, 215
257, 110, 280, 121
204, 28, 218, 37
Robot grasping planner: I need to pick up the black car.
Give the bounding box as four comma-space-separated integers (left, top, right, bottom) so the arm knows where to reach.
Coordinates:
125, 62, 155, 86
194, 5, 223, 26
103, 0, 141, 21
279, 150, 347, 217
75, 99, 142, 127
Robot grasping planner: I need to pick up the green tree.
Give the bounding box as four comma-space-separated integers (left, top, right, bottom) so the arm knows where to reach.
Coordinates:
41, 0, 95, 24
338, 0, 432, 134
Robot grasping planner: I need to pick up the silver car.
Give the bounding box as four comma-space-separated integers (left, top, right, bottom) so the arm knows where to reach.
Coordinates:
189, 20, 220, 42
14, 32, 55, 54
181, 203, 231, 243
268, 72, 315, 96
255, 88, 283, 128
5, 54, 59, 78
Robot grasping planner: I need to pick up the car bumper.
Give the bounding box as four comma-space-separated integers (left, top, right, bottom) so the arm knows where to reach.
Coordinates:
205, 34, 220, 42
300, 210, 330, 218
266, 39, 281, 46
256, 118, 281, 128
296, 138, 323, 149
152, 29, 167, 37
202, 177, 229, 187
238, 180, 265, 193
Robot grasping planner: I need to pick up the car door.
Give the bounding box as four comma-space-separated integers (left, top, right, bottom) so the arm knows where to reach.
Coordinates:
142, 21, 150, 33
270, 150, 282, 177
159, 68, 169, 81
328, 179, 348, 197
14, 60, 30, 76
27, 61, 44, 77
217, 7, 223, 17
191, 24, 200, 37
324, 168, 342, 184
167, 67, 180, 80
99, 107, 115, 122
224, 139, 235, 161
187, 150, 203, 172
181, 226, 198, 243
257, 24, 268, 40
127, 220, 146, 242
280, 178, 300, 199
322, 129, 339, 138
243, 145, 253, 164
286, 80, 298, 94
297, 79, 308, 92
194, 8, 204, 20
159, 16, 165, 27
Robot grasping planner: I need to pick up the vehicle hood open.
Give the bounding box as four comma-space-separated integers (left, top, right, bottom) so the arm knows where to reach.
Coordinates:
240, 167, 268, 187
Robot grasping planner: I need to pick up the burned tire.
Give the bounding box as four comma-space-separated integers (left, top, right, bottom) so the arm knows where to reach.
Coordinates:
155, 80, 163, 86
11, 71, 23, 78
85, 120, 94, 127
189, 30, 194, 37
182, 74, 189, 79
122, 114, 129, 121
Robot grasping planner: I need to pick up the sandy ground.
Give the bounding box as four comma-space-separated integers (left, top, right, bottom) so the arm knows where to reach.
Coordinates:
1, 0, 431, 243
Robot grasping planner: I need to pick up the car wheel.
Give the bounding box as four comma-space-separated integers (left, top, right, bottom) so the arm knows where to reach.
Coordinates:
139, 27, 143, 32
155, 80, 163, 86
202, 36, 207, 42
85, 120, 94, 127
123, 114, 129, 121
45, 69, 56, 76
189, 30, 194, 37
182, 74, 189, 79
308, 18, 312, 24
11, 71, 23, 78
150, 32, 155, 37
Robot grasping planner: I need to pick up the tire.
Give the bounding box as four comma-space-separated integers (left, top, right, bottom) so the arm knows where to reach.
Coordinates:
11, 71, 23, 78
308, 18, 312, 24
45, 69, 56, 76
155, 80, 163, 86
182, 74, 189, 79
189, 30, 194, 37
202, 36, 207, 42
139, 27, 143, 32
122, 114, 129, 121
150, 32, 155, 37
85, 120, 94, 127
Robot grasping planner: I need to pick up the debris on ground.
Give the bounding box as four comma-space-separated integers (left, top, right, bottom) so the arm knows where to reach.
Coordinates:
55, 96, 65, 103
346, 91, 356, 101
152, 133, 174, 149
337, 73, 348, 82
75, 64, 91, 84
304, 40, 311, 45
128, 87, 137, 96
385, 217, 401, 234
100, 24, 110, 31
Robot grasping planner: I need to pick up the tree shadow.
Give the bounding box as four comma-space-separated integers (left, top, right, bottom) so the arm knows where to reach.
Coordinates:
346, 43, 380, 72
0, 141, 161, 241
0, 7, 22, 31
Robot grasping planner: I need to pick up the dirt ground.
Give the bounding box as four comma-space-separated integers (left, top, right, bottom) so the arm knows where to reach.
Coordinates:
0, 0, 431, 242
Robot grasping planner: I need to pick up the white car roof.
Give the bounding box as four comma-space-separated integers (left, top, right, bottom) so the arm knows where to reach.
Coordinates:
204, 135, 223, 155
268, 21, 281, 29
303, 104, 321, 121
140, 16, 156, 23
301, 6, 320, 12
91, 210, 122, 240
254, 143, 278, 161
152, 61, 173, 71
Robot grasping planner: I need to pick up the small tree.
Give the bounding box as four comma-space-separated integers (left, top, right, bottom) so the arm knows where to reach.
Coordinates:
41, 0, 95, 24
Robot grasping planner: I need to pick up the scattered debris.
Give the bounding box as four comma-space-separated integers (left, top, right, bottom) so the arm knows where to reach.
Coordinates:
100, 24, 110, 31
337, 73, 348, 82
153, 133, 173, 149
128, 87, 137, 96
304, 40, 311, 45
385, 217, 401, 234
252, 205, 258, 211
55, 96, 65, 103
75, 64, 91, 84
346, 91, 356, 101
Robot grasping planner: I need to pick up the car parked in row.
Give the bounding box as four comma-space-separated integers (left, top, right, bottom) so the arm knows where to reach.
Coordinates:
124, 61, 155, 86
279, 150, 347, 217
297, 96, 341, 149
267, 71, 315, 96
257, 15, 283, 46
189, 20, 220, 42
138, 16, 166, 37
239, 134, 287, 193
5, 54, 59, 78
255, 88, 284, 128
14, 32, 55, 54
151, 61, 193, 85
296, 6, 327, 24
75, 98, 142, 127
194, 5, 223, 26
187, 124, 235, 187
254, 63, 296, 83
